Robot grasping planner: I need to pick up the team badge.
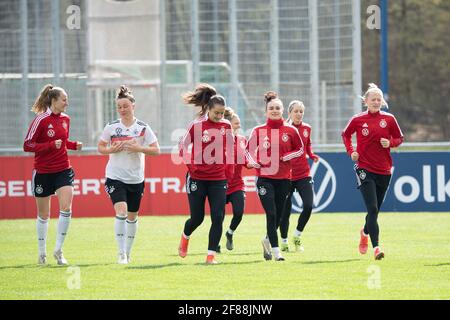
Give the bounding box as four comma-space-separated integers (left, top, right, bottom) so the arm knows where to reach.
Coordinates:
359, 171, 367, 180
115, 128, 122, 135
202, 130, 210, 143
240, 140, 246, 149
134, 129, 139, 135
282, 133, 289, 142
35, 185, 43, 195
105, 185, 115, 194
62, 121, 68, 130
47, 129, 55, 137
379, 119, 387, 128
262, 137, 270, 149
220, 127, 226, 135
303, 129, 309, 138
190, 182, 198, 192
258, 186, 267, 196
362, 128, 369, 136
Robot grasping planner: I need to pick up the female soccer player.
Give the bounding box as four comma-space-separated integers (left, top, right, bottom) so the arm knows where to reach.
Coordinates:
24, 84, 83, 265
98, 85, 160, 264
342, 83, 403, 260
246, 91, 304, 261
221, 107, 247, 251
279, 100, 319, 252
178, 83, 234, 264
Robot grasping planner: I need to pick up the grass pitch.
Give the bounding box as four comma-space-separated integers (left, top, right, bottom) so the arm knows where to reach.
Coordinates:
0, 212, 449, 300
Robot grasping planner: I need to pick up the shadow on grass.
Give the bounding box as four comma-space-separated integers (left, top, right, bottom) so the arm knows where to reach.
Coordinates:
126, 262, 183, 270
0, 262, 117, 270
0, 264, 40, 270
301, 259, 361, 265
425, 263, 450, 267
193, 260, 264, 266
167, 251, 261, 258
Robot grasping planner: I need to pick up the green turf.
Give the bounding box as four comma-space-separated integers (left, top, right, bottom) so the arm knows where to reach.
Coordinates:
0, 212, 449, 300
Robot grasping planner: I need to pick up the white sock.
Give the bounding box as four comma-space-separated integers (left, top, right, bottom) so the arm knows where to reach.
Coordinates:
227, 228, 234, 235
125, 218, 138, 255
207, 250, 216, 256
281, 238, 288, 244
294, 229, 302, 237
115, 215, 126, 253
37, 217, 48, 256
55, 211, 71, 252
272, 247, 282, 258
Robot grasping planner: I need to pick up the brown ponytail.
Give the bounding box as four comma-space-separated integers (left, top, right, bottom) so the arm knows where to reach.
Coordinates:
31, 84, 64, 114
264, 90, 279, 105
224, 106, 237, 121
116, 85, 135, 103
183, 83, 218, 117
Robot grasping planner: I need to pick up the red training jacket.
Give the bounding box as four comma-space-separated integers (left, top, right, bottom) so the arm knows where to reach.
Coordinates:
179, 117, 234, 181
290, 121, 318, 181
342, 110, 404, 175
23, 108, 78, 173
246, 118, 304, 180
226, 135, 248, 195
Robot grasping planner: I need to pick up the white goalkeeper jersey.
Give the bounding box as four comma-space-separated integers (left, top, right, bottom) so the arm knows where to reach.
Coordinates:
100, 118, 157, 184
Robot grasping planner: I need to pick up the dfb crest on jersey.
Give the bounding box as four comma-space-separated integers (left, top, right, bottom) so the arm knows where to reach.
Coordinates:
258, 186, 267, 196
262, 137, 270, 149
47, 129, 55, 137
115, 127, 122, 135
379, 119, 387, 128
240, 139, 246, 149
220, 127, 226, 135
362, 128, 369, 136
62, 121, 68, 130
282, 133, 289, 142
303, 129, 309, 138
202, 130, 210, 143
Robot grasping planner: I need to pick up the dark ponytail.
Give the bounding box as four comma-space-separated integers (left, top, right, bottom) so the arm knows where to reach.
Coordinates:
116, 85, 135, 103
183, 83, 221, 117
264, 91, 278, 106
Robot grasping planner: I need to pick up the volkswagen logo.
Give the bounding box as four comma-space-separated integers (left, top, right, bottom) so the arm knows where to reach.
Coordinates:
291, 157, 337, 213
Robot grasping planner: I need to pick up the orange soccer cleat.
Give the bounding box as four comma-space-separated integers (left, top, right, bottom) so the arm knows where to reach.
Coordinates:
205, 254, 218, 265
374, 247, 385, 260
178, 234, 189, 258
359, 229, 369, 255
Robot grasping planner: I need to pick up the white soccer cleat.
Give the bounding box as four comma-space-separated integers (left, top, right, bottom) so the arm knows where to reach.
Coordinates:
118, 252, 128, 264
53, 250, 68, 266
38, 254, 47, 265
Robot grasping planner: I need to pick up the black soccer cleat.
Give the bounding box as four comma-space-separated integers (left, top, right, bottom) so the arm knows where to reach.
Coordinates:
225, 231, 234, 251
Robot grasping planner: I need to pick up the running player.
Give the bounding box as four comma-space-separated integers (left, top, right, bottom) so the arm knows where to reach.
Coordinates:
342, 83, 404, 260
98, 85, 160, 264
279, 100, 319, 252
221, 107, 247, 251
246, 91, 304, 261
178, 83, 234, 264
24, 84, 83, 265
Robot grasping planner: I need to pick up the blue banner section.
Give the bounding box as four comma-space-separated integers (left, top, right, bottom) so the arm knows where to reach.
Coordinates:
290, 152, 450, 212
